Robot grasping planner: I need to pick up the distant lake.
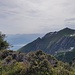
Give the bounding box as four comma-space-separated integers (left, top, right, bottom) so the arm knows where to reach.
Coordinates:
10, 44, 25, 50
6, 34, 44, 50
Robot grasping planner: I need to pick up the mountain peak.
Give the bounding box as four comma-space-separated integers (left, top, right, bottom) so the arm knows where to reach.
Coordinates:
58, 28, 75, 35
60, 27, 75, 32
64, 27, 71, 29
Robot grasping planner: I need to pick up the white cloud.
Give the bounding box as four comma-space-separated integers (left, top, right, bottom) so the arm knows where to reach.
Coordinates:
0, 0, 75, 34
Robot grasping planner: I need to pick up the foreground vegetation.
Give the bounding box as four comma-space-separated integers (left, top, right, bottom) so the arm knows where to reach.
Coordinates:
0, 50, 75, 75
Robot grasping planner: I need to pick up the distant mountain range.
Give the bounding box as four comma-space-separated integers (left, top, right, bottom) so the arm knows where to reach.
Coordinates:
6, 34, 44, 50
18, 28, 75, 55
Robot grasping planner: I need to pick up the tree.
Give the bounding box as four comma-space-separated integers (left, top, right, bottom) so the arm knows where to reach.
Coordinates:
0, 32, 9, 50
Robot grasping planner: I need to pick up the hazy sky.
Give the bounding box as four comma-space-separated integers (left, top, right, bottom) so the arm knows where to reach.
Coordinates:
0, 0, 75, 34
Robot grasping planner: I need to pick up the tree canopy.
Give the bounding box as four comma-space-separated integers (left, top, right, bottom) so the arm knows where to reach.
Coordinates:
0, 32, 9, 50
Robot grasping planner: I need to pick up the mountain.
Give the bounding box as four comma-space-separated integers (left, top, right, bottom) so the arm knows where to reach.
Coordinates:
18, 28, 75, 55
6, 34, 44, 50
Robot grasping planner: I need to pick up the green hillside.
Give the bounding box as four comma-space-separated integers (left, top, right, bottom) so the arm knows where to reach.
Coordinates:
55, 48, 75, 63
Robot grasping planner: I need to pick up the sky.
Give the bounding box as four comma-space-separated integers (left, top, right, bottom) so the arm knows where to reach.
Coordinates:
0, 0, 75, 34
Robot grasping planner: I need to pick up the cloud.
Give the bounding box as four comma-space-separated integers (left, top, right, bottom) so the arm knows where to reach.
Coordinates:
65, 18, 75, 21
0, 0, 75, 34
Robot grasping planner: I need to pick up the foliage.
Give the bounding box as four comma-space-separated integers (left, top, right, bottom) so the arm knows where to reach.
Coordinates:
0, 50, 75, 75
0, 32, 9, 50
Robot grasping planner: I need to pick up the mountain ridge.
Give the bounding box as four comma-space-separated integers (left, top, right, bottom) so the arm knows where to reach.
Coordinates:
18, 28, 75, 55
